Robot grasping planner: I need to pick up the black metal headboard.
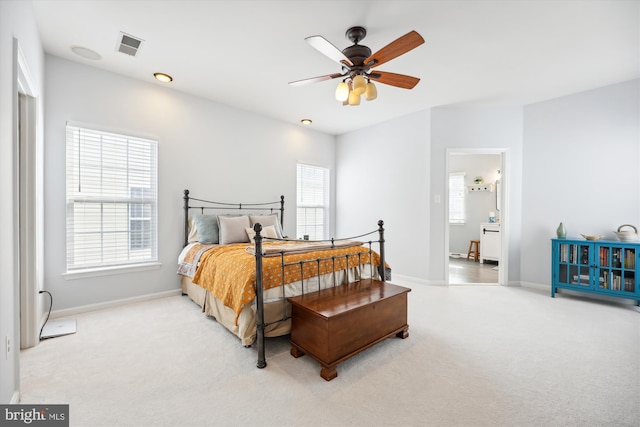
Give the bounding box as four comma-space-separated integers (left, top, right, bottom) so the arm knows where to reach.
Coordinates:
183, 189, 285, 246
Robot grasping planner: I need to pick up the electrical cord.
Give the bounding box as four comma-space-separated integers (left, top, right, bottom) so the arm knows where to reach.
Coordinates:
39, 290, 52, 341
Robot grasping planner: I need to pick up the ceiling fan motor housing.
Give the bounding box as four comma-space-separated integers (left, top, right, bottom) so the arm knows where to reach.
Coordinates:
342, 44, 372, 67
343, 26, 372, 69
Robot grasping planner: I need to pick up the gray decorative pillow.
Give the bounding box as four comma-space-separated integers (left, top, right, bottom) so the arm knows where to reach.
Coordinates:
193, 214, 219, 244
249, 214, 283, 238
218, 215, 251, 244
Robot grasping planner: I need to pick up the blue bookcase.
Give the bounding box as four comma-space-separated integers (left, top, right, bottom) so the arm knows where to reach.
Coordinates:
551, 238, 640, 305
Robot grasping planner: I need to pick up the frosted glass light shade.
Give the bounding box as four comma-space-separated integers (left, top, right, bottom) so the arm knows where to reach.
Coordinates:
335, 81, 349, 102
348, 90, 360, 106
352, 75, 366, 95
365, 82, 377, 101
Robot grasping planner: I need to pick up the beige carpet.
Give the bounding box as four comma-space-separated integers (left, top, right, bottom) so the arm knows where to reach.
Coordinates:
20, 283, 640, 427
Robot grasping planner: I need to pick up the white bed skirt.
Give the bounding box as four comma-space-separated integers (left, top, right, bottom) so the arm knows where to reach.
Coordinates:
179, 264, 378, 346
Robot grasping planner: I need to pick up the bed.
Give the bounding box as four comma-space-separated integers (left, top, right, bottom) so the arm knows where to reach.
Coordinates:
178, 189, 388, 368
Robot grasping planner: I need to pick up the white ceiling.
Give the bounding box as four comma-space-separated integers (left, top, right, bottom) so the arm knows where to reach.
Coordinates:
32, 0, 639, 135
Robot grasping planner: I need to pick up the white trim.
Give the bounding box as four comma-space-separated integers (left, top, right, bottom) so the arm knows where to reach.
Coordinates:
66, 120, 159, 142
520, 281, 547, 291
11, 391, 20, 404
389, 272, 444, 286
16, 37, 41, 351
445, 148, 510, 286
63, 262, 162, 280
18, 93, 39, 349
49, 289, 182, 319
16, 44, 37, 97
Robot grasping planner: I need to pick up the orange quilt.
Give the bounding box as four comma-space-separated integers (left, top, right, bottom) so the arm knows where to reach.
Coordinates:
191, 241, 381, 324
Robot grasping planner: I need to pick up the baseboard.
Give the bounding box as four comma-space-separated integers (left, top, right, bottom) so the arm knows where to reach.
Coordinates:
520, 281, 548, 291
11, 390, 20, 404
391, 274, 522, 287
390, 274, 438, 287
49, 289, 182, 319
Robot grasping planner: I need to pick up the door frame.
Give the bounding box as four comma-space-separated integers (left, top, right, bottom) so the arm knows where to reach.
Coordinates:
16, 38, 41, 349
444, 148, 510, 285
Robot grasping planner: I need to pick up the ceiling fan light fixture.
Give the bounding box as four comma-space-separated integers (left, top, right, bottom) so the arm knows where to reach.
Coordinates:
348, 90, 360, 106
365, 81, 377, 101
352, 75, 366, 95
335, 81, 349, 102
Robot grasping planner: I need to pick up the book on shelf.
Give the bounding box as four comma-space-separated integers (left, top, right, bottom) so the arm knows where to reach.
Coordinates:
600, 247, 609, 267
623, 249, 636, 269
572, 274, 590, 285
560, 244, 568, 263
624, 278, 634, 292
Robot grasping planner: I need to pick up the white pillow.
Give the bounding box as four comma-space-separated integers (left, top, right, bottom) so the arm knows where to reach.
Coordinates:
187, 217, 199, 243
217, 215, 251, 244
249, 214, 284, 238
246, 225, 278, 243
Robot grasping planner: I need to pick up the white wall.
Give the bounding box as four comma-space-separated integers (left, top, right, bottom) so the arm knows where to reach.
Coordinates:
0, 0, 44, 404
336, 111, 430, 282
430, 107, 524, 284
337, 83, 638, 288
336, 106, 523, 285
521, 79, 640, 286
43, 56, 336, 311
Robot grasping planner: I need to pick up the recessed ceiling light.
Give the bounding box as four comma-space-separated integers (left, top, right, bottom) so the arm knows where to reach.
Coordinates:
71, 46, 101, 60
154, 73, 173, 83
300, 119, 312, 125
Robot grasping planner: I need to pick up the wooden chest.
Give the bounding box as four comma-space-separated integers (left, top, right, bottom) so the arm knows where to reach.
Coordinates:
288, 279, 410, 381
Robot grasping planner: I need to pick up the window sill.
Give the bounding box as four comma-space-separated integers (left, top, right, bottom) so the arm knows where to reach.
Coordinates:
63, 262, 162, 280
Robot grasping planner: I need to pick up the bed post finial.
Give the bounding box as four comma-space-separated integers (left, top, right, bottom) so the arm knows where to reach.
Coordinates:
279, 195, 285, 229
183, 190, 191, 247
253, 223, 267, 369
378, 220, 386, 282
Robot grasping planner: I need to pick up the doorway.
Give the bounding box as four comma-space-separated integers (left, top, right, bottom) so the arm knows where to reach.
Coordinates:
445, 149, 508, 285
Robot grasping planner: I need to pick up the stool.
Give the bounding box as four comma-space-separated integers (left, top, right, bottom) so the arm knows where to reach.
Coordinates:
467, 240, 480, 262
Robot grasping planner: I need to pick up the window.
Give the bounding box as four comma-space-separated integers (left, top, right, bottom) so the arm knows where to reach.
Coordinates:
129, 187, 152, 250
296, 163, 329, 240
449, 172, 466, 224
65, 123, 158, 272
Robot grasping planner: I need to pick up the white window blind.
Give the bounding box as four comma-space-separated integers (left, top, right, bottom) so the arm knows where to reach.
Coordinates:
65, 124, 158, 272
296, 163, 329, 240
449, 172, 466, 224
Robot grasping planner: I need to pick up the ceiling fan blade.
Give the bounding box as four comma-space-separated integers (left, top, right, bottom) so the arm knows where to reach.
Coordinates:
305, 35, 354, 67
288, 73, 344, 86
369, 71, 420, 89
365, 30, 424, 68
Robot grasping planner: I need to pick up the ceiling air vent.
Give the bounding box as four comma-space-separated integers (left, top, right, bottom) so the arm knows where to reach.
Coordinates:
117, 32, 144, 57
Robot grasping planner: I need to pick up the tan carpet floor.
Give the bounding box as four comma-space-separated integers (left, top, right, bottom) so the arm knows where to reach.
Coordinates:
20, 283, 640, 427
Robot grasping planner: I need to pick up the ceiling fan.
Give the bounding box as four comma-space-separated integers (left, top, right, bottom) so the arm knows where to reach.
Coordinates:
289, 26, 425, 106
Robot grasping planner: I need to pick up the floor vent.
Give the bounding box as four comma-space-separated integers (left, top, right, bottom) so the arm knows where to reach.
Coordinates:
117, 32, 144, 57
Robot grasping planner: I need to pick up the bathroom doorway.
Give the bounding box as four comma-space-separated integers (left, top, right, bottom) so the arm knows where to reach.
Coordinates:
446, 149, 508, 285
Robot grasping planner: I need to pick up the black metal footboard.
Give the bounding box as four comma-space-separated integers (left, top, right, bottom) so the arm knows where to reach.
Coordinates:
252, 220, 386, 369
